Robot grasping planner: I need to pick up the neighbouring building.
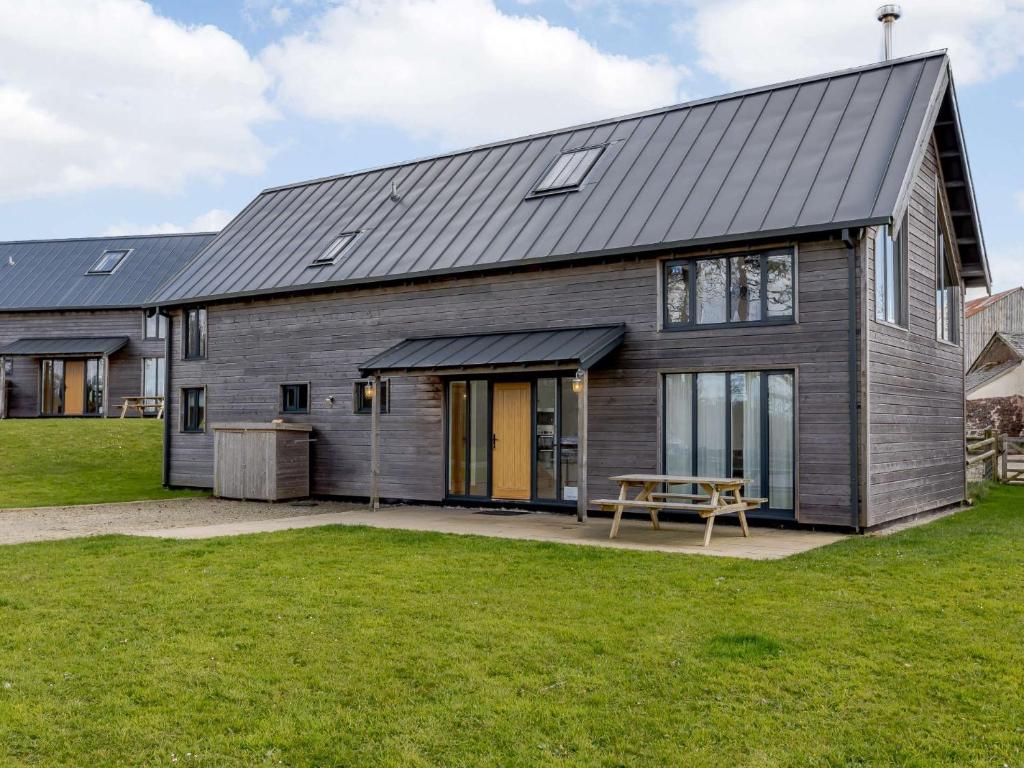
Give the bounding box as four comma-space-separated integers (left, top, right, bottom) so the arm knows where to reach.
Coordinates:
966, 332, 1024, 435
0, 233, 215, 419
965, 287, 1024, 368
150, 52, 989, 530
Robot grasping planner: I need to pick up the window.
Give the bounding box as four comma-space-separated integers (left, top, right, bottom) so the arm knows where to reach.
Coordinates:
533, 146, 604, 194
183, 307, 207, 360
448, 380, 489, 497
354, 379, 389, 414
40, 358, 104, 416
281, 383, 310, 414
142, 357, 165, 412
533, 377, 580, 502
144, 312, 168, 340
874, 219, 905, 325
311, 232, 358, 267
936, 200, 960, 344
181, 388, 206, 433
664, 370, 794, 515
88, 249, 130, 274
663, 249, 795, 329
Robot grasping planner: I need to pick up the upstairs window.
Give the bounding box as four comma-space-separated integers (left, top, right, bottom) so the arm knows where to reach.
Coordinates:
183, 307, 207, 360
354, 379, 389, 414
533, 146, 604, 195
281, 383, 310, 414
88, 249, 130, 274
936, 202, 960, 344
875, 218, 905, 326
144, 311, 168, 340
310, 232, 358, 267
663, 249, 794, 330
181, 387, 206, 433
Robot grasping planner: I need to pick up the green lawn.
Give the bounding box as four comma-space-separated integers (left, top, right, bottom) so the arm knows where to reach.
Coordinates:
0, 419, 202, 508
0, 488, 1022, 766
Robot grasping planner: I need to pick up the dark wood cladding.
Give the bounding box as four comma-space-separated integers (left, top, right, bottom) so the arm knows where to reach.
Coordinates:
167, 237, 856, 526
864, 139, 966, 526
0, 309, 162, 417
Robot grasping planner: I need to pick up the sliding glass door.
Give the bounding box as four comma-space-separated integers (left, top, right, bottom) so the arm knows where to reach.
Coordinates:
40, 358, 105, 416
664, 370, 795, 517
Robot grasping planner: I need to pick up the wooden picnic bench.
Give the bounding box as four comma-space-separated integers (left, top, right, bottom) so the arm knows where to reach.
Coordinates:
118, 395, 164, 419
591, 474, 768, 547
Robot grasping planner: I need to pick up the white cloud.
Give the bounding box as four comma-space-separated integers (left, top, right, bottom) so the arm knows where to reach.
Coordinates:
0, 0, 274, 202
103, 208, 235, 236
261, 0, 689, 145
682, 0, 1024, 88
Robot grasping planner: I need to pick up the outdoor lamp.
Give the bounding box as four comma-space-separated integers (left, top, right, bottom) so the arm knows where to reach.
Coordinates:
364, 381, 375, 400
571, 370, 584, 394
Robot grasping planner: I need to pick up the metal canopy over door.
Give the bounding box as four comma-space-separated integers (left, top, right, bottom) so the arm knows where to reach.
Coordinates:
63, 361, 86, 415
491, 382, 531, 500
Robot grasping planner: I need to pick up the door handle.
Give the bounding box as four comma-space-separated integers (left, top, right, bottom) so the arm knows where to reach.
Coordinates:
492, 433, 498, 449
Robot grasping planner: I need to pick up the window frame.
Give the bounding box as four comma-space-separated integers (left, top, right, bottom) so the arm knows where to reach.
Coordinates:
309, 232, 359, 268
874, 216, 907, 328
143, 311, 168, 341
180, 386, 207, 434
87, 248, 132, 275
182, 307, 207, 360
934, 187, 961, 346
661, 247, 797, 331
280, 382, 311, 415
353, 379, 390, 414
528, 145, 606, 197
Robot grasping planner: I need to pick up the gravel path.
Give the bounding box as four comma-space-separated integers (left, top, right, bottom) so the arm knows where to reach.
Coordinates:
0, 497, 362, 545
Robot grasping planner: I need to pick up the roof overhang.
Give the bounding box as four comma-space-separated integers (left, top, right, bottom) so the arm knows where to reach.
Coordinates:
0, 336, 129, 357
359, 325, 625, 377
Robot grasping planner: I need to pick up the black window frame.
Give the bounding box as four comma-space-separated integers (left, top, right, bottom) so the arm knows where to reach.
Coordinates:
182, 307, 207, 360
935, 193, 960, 346
280, 382, 310, 414
662, 248, 796, 331
310, 232, 359, 268
528, 145, 605, 197
143, 311, 168, 340
180, 387, 206, 434
354, 379, 389, 414
874, 216, 907, 327
87, 248, 131, 275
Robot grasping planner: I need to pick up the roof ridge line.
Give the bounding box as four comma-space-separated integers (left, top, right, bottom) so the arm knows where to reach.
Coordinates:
0, 231, 218, 246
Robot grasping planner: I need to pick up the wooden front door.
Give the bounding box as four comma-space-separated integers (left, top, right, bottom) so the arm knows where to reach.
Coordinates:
63, 361, 85, 415
491, 382, 531, 500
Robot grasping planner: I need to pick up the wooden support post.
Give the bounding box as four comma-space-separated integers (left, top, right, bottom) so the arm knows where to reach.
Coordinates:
0, 357, 7, 420
576, 369, 588, 523
370, 374, 381, 511
985, 427, 997, 481
102, 355, 110, 418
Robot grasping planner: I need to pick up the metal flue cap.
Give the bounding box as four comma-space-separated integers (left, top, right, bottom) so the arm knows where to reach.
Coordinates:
876, 3, 902, 21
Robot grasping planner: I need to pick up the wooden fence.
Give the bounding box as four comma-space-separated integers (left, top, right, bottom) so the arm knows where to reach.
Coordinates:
966, 429, 1024, 485
1002, 436, 1024, 485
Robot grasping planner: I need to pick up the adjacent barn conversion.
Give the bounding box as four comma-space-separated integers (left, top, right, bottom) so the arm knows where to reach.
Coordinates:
150, 51, 990, 529
965, 287, 1024, 367
0, 233, 215, 419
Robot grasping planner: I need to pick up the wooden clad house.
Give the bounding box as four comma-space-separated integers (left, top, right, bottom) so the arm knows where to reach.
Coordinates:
965, 287, 1024, 367
0, 233, 215, 418
150, 52, 990, 529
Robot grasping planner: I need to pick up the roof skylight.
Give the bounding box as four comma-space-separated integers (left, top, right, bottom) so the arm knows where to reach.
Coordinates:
533, 146, 604, 194
88, 249, 131, 275
310, 232, 359, 267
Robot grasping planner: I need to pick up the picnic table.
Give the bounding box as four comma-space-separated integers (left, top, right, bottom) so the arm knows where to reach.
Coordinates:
592, 474, 767, 547
118, 395, 164, 419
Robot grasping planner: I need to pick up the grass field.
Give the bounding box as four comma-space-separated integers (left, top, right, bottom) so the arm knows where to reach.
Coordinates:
0, 487, 1021, 766
0, 419, 202, 508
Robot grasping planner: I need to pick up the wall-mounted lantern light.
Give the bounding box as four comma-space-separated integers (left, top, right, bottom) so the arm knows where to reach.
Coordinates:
571, 369, 584, 394
364, 381, 376, 400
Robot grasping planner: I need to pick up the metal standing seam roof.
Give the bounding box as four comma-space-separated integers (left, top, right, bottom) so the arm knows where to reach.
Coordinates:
152, 51, 988, 308
359, 325, 626, 376
0, 336, 130, 357
0, 233, 216, 312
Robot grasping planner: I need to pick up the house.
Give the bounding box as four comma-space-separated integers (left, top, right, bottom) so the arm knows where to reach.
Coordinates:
966, 332, 1024, 435
0, 233, 215, 418
965, 287, 1024, 367
149, 51, 989, 530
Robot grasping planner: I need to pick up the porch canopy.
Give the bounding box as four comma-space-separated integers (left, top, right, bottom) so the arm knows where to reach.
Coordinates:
0, 336, 129, 357
359, 324, 625, 377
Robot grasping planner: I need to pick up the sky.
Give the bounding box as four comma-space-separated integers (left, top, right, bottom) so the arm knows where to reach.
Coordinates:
0, 0, 1021, 296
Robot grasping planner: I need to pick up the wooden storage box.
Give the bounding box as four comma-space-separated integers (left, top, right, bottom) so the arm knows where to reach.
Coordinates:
212, 422, 313, 501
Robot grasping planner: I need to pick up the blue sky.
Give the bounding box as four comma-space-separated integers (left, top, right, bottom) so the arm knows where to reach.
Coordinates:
0, 0, 1021, 294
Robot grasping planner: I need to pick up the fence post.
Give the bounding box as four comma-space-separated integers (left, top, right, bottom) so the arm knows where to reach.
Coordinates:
984, 427, 997, 482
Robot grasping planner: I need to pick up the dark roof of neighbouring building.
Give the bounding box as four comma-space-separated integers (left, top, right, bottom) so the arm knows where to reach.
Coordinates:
152, 50, 989, 307
965, 287, 1022, 318
966, 332, 1024, 393
0, 336, 129, 357
0, 232, 216, 312
360, 325, 626, 376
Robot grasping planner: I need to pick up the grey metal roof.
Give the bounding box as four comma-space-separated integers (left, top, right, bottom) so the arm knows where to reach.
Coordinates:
154, 51, 988, 307
360, 325, 626, 376
0, 336, 129, 357
0, 233, 216, 312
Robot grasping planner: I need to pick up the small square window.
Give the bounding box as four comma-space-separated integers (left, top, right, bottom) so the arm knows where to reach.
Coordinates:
311, 232, 359, 267
281, 383, 310, 414
533, 146, 604, 194
181, 387, 206, 433
89, 249, 131, 274
354, 380, 389, 414
144, 311, 168, 340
